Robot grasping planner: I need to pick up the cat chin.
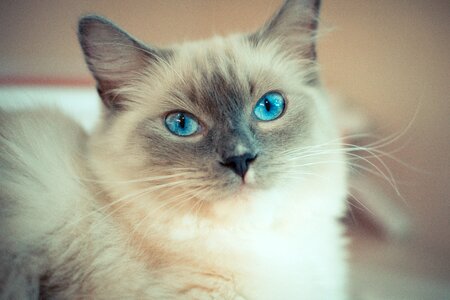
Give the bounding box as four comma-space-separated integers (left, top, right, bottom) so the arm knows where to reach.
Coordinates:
203, 181, 290, 226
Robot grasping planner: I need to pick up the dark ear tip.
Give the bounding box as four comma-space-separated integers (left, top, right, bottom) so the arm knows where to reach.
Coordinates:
78, 15, 114, 36
288, 0, 321, 10
314, 0, 321, 10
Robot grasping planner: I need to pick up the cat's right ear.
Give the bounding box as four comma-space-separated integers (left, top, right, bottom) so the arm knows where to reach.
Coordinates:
78, 15, 165, 110
250, 0, 321, 61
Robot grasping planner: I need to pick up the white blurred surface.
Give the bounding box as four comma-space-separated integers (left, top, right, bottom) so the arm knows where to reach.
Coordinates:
0, 86, 100, 132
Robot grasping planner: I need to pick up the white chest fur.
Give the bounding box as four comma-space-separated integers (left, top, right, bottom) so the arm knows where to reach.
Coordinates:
160, 211, 347, 300
211, 224, 346, 299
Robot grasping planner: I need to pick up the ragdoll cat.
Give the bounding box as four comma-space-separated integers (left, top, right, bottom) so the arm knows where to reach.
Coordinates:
0, 0, 348, 298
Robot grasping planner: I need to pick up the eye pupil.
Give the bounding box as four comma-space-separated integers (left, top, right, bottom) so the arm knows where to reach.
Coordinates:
178, 113, 185, 128
264, 98, 271, 111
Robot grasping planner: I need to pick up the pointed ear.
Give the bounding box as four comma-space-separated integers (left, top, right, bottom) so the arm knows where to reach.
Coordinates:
250, 0, 321, 60
78, 15, 164, 109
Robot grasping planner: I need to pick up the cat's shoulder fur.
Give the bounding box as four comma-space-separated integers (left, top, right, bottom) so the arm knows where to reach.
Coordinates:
0, 108, 86, 297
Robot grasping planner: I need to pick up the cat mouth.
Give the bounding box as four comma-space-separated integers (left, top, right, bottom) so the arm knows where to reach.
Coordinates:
243, 168, 257, 185
233, 169, 260, 198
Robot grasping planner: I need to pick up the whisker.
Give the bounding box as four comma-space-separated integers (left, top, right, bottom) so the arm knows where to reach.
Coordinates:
74, 170, 199, 185
66, 179, 201, 235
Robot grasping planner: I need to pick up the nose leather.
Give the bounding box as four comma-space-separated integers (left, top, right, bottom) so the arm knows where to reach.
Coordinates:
221, 153, 257, 178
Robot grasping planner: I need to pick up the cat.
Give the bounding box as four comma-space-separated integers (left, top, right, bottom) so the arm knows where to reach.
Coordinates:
0, 0, 349, 298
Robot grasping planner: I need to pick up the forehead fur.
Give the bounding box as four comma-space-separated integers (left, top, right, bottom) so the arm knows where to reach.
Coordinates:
116, 35, 318, 121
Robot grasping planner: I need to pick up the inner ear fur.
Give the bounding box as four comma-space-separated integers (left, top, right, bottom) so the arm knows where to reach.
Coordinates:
78, 15, 168, 110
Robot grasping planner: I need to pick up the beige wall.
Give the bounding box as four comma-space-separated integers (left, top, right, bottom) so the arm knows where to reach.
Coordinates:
320, 1, 450, 262
1, 0, 449, 272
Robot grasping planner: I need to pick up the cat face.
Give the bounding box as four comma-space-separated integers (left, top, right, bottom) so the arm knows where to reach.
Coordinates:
80, 0, 346, 224
128, 39, 317, 199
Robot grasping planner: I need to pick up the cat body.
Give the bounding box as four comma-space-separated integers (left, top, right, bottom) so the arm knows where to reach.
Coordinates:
0, 0, 349, 298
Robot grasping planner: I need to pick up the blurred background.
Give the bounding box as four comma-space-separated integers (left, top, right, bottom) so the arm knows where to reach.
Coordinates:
0, 1, 449, 298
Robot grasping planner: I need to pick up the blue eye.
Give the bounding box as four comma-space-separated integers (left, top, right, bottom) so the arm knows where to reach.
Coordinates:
254, 91, 285, 121
165, 112, 200, 136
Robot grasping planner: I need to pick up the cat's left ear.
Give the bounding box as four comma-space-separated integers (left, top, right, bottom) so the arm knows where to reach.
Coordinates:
250, 0, 321, 61
78, 15, 167, 110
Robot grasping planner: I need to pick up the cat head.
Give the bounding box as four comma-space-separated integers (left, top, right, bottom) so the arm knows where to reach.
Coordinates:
78, 0, 346, 226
